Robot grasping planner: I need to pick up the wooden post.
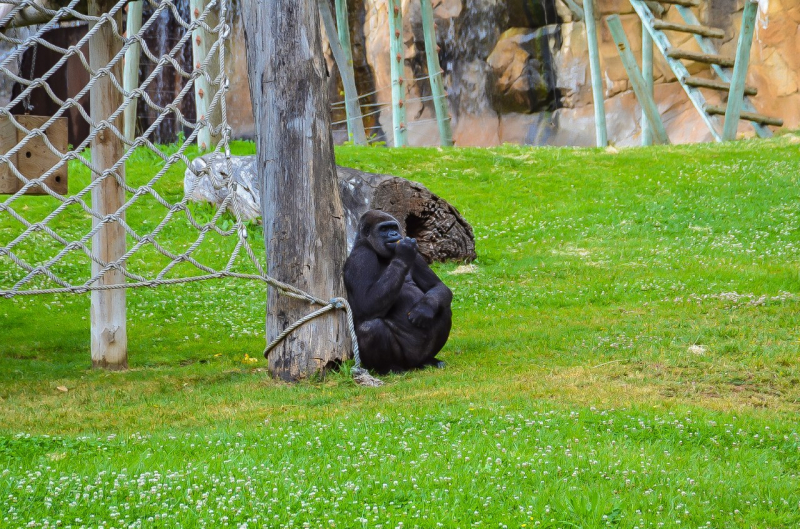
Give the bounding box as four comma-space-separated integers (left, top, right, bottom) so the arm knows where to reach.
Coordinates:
420, 0, 453, 147
584, 0, 607, 147
123, 0, 142, 143
333, 0, 360, 143
388, 0, 407, 147
89, 0, 127, 369
190, 0, 221, 151
242, 0, 349, 381
319, 0, 367, 145
641, 25, 653, 146
606, 15, 670, 144
722, 0, 758, 141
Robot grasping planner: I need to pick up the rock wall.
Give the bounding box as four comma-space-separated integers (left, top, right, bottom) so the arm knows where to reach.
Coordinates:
226, 0, 799, 146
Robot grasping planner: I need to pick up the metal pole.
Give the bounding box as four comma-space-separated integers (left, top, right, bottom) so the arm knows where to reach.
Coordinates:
641, 24, 653, 146
388, 0, 407, 147
584, 0, 607, 147
420, 0, 453, 146
722, 0, 758, 141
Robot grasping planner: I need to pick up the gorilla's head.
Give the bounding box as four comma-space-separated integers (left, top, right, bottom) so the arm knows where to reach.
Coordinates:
358, 210, 403, 258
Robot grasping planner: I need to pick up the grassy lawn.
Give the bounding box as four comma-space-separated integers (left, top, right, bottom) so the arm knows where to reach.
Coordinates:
1, 137, 799, 528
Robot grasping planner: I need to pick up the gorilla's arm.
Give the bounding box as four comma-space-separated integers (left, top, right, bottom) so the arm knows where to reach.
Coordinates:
345, 244, 412, 319
408, 255, 453, 328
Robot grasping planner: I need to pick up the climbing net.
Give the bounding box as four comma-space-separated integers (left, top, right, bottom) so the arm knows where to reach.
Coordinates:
0, 0, 378, 384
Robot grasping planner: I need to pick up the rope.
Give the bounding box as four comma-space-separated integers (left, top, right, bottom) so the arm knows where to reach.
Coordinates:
0, 0, 381, 387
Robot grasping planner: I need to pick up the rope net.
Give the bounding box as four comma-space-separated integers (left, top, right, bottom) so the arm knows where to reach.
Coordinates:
0, 0, 380, 385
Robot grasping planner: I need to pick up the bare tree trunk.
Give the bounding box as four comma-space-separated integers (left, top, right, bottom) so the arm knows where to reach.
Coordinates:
242, 0, 349, 381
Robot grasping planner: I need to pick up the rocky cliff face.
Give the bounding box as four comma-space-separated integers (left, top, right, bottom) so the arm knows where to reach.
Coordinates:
226, 0, 799, 146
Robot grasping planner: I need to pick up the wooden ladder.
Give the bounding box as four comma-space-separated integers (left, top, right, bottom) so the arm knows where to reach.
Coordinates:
612, 0, 783, 142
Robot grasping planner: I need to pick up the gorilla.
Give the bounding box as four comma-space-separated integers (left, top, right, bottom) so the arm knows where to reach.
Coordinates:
344, 210, 453, 374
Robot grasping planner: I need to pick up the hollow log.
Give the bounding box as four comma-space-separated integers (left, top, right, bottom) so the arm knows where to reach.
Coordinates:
185, 155, 477, 263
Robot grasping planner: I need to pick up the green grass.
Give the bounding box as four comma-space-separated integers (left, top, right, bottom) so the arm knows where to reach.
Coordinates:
1, 137, 799, 528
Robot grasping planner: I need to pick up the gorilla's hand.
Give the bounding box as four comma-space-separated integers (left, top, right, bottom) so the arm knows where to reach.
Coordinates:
395, 237, 418, 263
408, 299, 437, 329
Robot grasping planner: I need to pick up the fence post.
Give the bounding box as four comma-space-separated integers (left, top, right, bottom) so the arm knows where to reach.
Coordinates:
123, 0, 142, 143
89, 0, 127, 369
319, 0, 367, 145
420, 0, 453, 147
333, 0, 365, 144
388, 0, 407, 147
641, 25, 653, 146
722, 0, 758, 141
584, 0, 607, 147
190, 0, 220, 151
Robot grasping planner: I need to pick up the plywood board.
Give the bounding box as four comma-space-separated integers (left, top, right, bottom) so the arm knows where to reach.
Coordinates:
0, 115, 69, 195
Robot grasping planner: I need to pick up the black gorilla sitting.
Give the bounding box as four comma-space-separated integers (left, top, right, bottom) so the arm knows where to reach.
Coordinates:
344, 210, 453, 373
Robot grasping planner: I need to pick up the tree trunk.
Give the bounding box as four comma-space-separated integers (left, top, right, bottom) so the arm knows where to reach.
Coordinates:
242, 0, 349, 381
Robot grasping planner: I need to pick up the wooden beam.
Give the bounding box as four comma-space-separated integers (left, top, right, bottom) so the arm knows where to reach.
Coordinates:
332, 0, 362, 144
420, 0, 453, 147
388, 0, 407, 147
241, 0, 350, 380
666, 49, 735, 67
0, 0, 86, 29
674, 4, 771, 138
319, 0, 367, 145
652, 20, 725, 39
705, 105, 783, 127
630, 0, 722, 141
190, 0, 220, 151
659, 0, 699, 7
123, 0, 143, 143
642, 23, 653, 146
722, 0, 758, 140
89, 0, 127, 370
606, 15, 670, 144
684, 76, 757, 96
584, 0, 607, 147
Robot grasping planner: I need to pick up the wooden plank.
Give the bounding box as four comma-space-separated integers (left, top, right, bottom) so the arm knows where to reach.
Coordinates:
388, 0, 407, 147
319, 0, 367, 145
0, 115, 69, 195
16, 115, 68, 195
684, 76, 757, 96
420, 0, 453, 147
0, 115, 18, 194
584, 0, 607, 147
667, 48, 735, 67
642, 24, 653, 146
89, 0, 127, 370
723, 0, 758, 140
652, 20, 725, 39
675, 4, 771, 137
659, 0, 699, 6
705, 105, 783, 126
606, 15, 670, 144
630, 0, 722, 141
190, 0, 220, 151
123, 0, 143, 143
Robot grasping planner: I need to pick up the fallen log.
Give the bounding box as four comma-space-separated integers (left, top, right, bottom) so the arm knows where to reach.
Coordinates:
185, 154, 477, 263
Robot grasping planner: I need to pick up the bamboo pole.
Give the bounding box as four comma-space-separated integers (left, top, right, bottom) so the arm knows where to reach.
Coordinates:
89, 0, 127, 369
387, 0, 407, 147
190, 0, 220, 151
419, 0, 453, 147
584, 0, 607, 147
123, 0, 142, 143
722, 0, 758, 141
606, 15, 670, 144
320, 0, 367, 145
641, 24, 653, 146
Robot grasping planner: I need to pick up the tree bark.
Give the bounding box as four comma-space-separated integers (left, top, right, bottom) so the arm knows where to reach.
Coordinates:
242, 0, 348, 381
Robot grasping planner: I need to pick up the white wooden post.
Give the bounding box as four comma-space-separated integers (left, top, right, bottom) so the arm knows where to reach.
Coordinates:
123, 0, 142, 143
388, 0, 407, 147
190, 0, 220, 151
90, 0, 127, 369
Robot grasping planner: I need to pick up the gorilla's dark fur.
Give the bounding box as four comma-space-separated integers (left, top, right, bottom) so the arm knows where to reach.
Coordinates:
344, 210, 453, 373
